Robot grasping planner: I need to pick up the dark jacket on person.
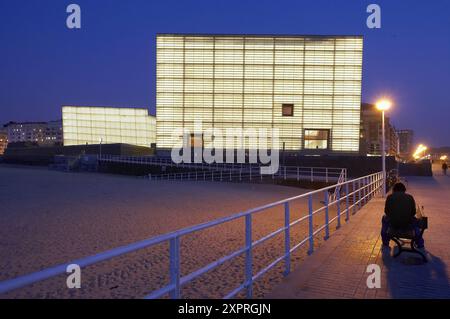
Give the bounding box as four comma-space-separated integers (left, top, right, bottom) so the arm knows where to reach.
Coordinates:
384, 192, 416, 229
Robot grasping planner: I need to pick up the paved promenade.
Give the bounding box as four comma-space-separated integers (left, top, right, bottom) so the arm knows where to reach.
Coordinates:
268, 166, 450, 298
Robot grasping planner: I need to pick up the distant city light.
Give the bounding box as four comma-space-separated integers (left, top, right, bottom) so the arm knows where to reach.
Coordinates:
440, 155, 448, 161
413, 144, 428, 159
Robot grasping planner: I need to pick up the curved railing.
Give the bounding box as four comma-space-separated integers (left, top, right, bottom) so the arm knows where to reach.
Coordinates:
0, 171, 383, 298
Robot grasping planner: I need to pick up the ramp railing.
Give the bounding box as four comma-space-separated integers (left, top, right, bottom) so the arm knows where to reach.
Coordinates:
148, 166, 346, 183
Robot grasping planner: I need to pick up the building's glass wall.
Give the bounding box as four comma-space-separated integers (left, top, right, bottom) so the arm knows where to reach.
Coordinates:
156, 35, 363, 152
63, 106, 156, 147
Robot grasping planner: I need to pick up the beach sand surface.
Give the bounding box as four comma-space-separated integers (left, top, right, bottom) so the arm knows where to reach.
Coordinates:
0, 165, 342, 299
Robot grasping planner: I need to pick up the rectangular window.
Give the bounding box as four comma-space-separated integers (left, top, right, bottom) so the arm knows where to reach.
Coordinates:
189, 133, 204, 148
304, 129, 329, 149
282, 104, 294, 117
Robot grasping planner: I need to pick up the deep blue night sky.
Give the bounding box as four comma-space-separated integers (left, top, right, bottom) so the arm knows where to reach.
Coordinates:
0, 0, 449, 146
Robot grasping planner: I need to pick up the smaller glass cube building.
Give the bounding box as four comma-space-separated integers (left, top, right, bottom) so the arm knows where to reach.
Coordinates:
62, 106, 156, 147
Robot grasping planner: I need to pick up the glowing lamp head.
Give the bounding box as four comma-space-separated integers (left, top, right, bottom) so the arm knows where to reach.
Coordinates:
413, 144, 428, 160
376, 99, 392, 111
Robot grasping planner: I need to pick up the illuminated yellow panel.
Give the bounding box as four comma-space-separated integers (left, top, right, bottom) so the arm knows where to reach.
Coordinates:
62, 106, 156, 147
156, 34, 363, 152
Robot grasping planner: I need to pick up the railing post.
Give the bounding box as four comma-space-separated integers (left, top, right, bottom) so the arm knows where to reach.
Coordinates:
371, 175, 374, 198
361, 177, 365, 205
326, 168, 329, 183
358, 179, 362, 210
324, 190, 329, 240
352, 180, 357, 215
365, 177, 369, 201
284, 166, 286, 180
310, 167, 313, 182
336, 189, 341, 229
374, 174, 378, 194
308, 194, 314, 255
365, 177, 369, 203
379, 172, 383, 194
374, 174, 377, 197
297, 167, 299, 181
284, 202, 291, 276
245, 214, 253, 298
345, 182, 349, 221
169, 237, 181, 299
377, 173, 381, 194
366, 177, 370, 202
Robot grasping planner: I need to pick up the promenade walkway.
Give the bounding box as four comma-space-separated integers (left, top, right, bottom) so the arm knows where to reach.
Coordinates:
268, 165, 450, 298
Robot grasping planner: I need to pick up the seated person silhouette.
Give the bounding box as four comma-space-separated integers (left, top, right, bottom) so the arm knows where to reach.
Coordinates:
381, 182, 425, 248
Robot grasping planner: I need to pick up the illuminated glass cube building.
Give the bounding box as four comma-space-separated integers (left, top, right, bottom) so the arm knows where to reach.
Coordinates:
156, 34, 363, 154
62, 106, 156, 147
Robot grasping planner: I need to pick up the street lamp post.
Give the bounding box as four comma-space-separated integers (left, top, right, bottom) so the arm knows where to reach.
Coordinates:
376, 99, 392, 198
381, 109, 386, 197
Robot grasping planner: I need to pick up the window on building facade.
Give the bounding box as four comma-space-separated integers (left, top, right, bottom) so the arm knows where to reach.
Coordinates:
189, 133, 204, 148
304, 129, 329, 149
282, 104, 294, 117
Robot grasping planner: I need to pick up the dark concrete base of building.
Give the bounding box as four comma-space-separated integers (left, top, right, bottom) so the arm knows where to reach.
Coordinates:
99, 154, 397, 180
157, 149, 397, 178
158, 148, 397, 178
280, 154, 397, 178
2, 143, 155, 166
399, 161, 433, 176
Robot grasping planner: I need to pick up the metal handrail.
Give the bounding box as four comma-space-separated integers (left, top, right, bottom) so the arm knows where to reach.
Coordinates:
148, 167, 346, 183
99, 155, 346, 177
0, 171, 383, 298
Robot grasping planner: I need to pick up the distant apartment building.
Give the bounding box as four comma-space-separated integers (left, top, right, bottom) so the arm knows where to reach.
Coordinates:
62, 106, 156, 148
46, 120, 64, 145
0, 129, 7, 155
3, 120, 63, 146
360, 103, 399, 156
396, 129, 414, 159
156, 34, 364, 154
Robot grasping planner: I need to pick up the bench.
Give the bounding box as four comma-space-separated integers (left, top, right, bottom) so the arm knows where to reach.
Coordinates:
387, 217, 428, 262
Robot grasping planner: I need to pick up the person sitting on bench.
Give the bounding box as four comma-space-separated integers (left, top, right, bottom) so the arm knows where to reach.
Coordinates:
381, 182, 425, 248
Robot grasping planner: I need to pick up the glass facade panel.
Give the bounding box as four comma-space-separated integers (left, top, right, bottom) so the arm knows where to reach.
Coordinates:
156, 34, 363, 152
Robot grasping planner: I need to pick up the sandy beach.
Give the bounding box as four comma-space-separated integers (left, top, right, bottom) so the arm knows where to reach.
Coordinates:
0, 165, 342, 299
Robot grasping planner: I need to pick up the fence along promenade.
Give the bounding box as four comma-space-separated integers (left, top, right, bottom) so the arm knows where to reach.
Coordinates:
99, 155, 347, 183
0, 171, 384, 298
